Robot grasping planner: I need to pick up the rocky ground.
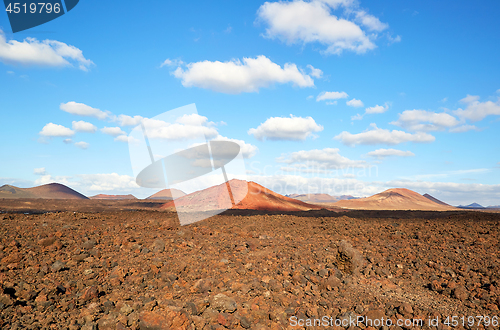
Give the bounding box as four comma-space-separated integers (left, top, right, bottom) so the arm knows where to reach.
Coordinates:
0, 206, 499, 329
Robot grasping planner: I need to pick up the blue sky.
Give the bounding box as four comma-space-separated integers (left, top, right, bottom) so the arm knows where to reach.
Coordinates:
1, 0, 499, 205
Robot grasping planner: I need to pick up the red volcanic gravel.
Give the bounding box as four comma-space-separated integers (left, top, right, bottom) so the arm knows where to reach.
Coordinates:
0, 209, 499, 329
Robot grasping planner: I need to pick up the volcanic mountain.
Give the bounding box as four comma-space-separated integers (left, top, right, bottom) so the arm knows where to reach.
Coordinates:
288, 193, 339, 203
334, 188, 456, 211
90, 194, 137, 200
423, 193, 450, 206
161, 179, 329, 212
458, 203, 485, 209
147, 189, 186, 200
0, 183, 88, 199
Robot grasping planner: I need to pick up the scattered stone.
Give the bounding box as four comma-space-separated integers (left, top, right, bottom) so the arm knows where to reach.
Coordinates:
211, 294, 237, 313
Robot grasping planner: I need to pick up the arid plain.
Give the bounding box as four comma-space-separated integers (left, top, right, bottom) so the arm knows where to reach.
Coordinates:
0, 182, 499, 329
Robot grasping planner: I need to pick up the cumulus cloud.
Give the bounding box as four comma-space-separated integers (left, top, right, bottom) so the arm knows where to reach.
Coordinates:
248, 115, 323, 141
78, 173, 139, 191
63, 138, 73, 144
256, 0, 390, 55
160, 58, 183, 68
387, 34, 401, 44
351, 113, 364, 121
307, 64, 323, 78
211, 135, 258, 158
33, 167, 46, 175
141, 118, 218, 141
365, 148, 415, 159
115, 114, 144, 126
449, 124, 478, 133
72, 120, 97, 133
355, 10, 388, 32
316, 91, 348, 102
60, 102, 108, 120
75, 141, 89, 149
454, 95, 500, 122
39, 123, 75, 137
101, 127, 126, 137
335, 124, 435, 146
391, 109, 460, 132
172, 55, 314, 94
346, 98, 364, 107
176, 113, 211, 126
277, 148, 367, 171
365, 103, 389, 114
0, 29, 93, 71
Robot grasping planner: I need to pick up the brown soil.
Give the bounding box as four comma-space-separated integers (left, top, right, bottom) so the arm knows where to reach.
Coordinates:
0, 200, 499, 329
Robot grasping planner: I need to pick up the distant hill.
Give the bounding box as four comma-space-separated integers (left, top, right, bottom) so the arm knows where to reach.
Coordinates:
288, 193, 359, 204
90, 194, 137, 200
0, 183, 88, 199
0, 185, 37, 199
161, 179, 329, 212
147, 189, 186, 200
487, 205, 500, 209
457, 203, 485, 209
335, 188, 456, 211
423, 193, 450, 206
288, 193, 339, 203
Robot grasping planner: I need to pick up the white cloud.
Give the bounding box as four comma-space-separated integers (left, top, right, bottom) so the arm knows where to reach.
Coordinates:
256, 0, 385, 55
346, 98, 364, 107
351, 113, 363, 121
78, 173, 139, 191
454, 95, 500, 122
365, 103, 389, 114
63, 138, 73, 144
75, 141, 89, 149
391, 109, 460, 131
277, 148, 367, 170
365, 148, 415, 159
248, 115, 323, 141
326, 101, 337, 105
172, 55, 314, 94
316, 91, 348, 101
116, 114, 144, 126
459, 94, 480, 104
101, 127, 126, 137
0, 29, 93, 71
355, 10, 388, 32
72, 120, 97, 133
160, 58, 183, 68
114, 135, 128, 143
449, 124, 478, 133
307, 64, 323, 78
39, 123, 75, 137
33, 167, 46, 175
211, 135, 258, 158
141, 117, 219, 141
34, 174, 72, 186
387, 34, 401, 44
176, 113, 210, 126
335, 124, 435, 146
60, 102, 108, 120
